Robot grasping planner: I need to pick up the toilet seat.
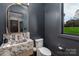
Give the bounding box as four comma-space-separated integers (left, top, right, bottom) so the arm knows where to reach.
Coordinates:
38, 47, 51, 56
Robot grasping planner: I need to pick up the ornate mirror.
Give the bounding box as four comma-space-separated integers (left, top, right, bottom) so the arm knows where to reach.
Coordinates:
6, 3, 29, 33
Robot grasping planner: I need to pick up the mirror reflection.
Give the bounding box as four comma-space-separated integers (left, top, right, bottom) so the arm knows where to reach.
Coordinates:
6, 3, 29, 33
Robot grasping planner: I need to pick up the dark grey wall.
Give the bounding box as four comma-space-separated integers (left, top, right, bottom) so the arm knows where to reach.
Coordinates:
0, 3, 11, 45
44, 3, 63, 55
45, 3, 62, 49
29, 3, 45, 39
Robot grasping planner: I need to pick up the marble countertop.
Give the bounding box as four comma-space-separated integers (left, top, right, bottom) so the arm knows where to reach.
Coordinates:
0, 39, 34, 56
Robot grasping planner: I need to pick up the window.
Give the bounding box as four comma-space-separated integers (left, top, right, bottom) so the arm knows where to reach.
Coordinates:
64, 3, 79, 36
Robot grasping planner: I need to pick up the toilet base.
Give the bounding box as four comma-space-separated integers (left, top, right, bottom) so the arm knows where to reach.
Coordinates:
37, 47, 51, 56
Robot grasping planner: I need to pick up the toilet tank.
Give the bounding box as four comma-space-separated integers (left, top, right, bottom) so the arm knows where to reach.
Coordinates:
35, 38, 43, 48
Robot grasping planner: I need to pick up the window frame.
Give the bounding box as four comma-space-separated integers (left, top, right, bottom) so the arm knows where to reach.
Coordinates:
59, 3, 79, 40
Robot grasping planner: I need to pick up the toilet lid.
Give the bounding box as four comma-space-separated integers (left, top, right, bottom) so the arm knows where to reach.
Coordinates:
38, 47, 51, 56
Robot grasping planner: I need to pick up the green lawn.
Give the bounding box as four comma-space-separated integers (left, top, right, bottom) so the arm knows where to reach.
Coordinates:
64, 27, 79, 35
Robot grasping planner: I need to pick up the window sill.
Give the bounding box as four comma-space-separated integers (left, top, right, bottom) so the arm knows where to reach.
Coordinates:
59, 34, 79, 41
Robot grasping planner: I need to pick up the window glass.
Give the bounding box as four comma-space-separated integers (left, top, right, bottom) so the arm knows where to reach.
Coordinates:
64, 3, 79, 35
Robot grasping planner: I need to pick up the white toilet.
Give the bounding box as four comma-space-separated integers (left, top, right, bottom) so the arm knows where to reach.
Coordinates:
35, 38, 51, 56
